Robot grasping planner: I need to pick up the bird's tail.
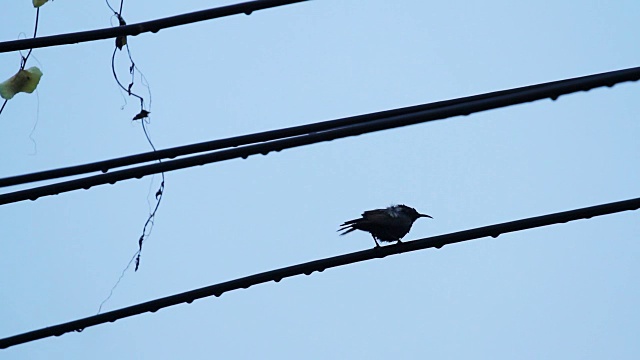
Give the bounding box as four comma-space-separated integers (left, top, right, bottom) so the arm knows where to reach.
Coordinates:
337, 222, 357, 236
338, 218, 364, 236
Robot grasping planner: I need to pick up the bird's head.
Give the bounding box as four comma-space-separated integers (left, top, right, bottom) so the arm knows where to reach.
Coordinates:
397, 204, 433, 222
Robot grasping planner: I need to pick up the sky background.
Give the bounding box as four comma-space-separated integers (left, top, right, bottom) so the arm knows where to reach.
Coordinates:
1, 0, 639, 358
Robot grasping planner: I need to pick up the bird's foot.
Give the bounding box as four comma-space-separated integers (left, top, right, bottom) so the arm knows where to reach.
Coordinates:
371, 235, 381, 248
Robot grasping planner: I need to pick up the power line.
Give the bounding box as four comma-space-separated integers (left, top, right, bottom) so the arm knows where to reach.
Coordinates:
3, 65, 639, 189
0, 0, 308, 53
0, 196, 637, 350
0, 94, 500, 188
0, 79, 577, 188
0, 66, 638, 206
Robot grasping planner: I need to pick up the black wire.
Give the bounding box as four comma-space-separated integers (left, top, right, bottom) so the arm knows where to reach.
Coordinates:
0, 196, 638, 349
0, 66, 638, 206
0, 0, 308, 54
1, 66, 639, 189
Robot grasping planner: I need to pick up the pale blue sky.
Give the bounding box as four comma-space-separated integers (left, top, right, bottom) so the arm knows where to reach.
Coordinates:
1, 1, 639, 359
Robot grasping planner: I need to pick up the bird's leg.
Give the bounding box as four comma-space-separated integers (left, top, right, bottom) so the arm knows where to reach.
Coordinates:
371, 234, 381, 248
396, 239, 403, 245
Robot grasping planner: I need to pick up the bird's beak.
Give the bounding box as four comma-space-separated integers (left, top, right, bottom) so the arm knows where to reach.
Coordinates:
419, 213, 433, 219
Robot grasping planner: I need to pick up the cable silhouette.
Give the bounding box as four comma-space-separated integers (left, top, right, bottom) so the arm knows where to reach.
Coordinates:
0, 196, 637, 349
2, 65, 639, 189
0, 66, 638, 206
0, 0, 308, 54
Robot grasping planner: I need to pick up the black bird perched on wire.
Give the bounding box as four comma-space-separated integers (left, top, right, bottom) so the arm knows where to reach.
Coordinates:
338, 205, 433, 247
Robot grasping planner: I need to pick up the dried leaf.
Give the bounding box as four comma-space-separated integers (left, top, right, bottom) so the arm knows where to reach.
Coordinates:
132, 110, 150, 120
0, 67, 43, 100
32, 0, 49, 8
116, 36, 127, 50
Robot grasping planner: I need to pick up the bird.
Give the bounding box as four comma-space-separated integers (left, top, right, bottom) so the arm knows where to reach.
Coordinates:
338, 205, 433, 247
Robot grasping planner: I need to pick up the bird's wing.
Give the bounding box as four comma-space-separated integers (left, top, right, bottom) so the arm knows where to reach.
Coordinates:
363, 209, 399, 225
361, 209, 389, 219
339, 210, 391, 225
339, 209, 392, 235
